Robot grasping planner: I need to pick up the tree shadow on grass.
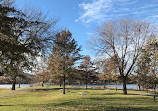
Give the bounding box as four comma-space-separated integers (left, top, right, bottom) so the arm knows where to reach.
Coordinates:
129, 94, 158, 97
106, 106, 157, 111
18, 101, 78, 108
0, 105, 14, 106
91, 93, 122, 95
16, 90, 158, 110
68, 87, 105, 91
18, 100, 158, 111
86, 97, 148, 101
127, 92, 158, 97
27, 88, 63, 92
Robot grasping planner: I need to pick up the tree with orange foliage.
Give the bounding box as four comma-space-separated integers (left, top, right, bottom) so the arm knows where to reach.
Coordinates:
33, 71, 49, 87
109, 59, 119, 91
79, 55, 96, 89
47, 30, 81, 94
97, 58, 118, 90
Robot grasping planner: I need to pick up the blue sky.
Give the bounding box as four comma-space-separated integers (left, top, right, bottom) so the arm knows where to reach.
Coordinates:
15, 0, 158, 59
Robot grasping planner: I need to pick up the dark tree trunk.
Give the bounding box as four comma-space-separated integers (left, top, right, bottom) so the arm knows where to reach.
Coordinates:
86, 82, 87, 89
19, 78, 21, 88
42, 81, 44, 87
12, 79, 16, 90
104, 80, 106, 89
86, 78, 88, 89
137, 83, 141, 91
63, 75, 66, 94
59, 81, 62, 87
153, 84, 156, 101
122, 76, 127, 95
115, 81, 117, 91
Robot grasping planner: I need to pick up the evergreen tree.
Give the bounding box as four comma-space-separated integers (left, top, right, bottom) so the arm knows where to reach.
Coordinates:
48, 30, 81, 94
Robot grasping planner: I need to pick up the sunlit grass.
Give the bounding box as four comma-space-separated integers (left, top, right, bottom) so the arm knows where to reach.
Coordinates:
0, 86, 157, 111
0, 87, 24, 96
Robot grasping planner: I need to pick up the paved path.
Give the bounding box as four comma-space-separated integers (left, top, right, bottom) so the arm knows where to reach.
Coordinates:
0, 87, 30, 97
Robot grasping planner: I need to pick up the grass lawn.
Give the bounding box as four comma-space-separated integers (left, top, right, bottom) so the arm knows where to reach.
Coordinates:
0, 86, 157, 111
0, 88, 23, 96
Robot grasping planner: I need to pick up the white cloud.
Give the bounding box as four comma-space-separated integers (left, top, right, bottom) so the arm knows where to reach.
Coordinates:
76, 0, 113, 23
76, 0, 158, 24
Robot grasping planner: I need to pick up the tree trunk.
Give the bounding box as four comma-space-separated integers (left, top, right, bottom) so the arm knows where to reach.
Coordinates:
122, 76, 127, 94
137, 83, 141, 91
19, 78, 21, 88
63, 75, 66, 94
19, 83, 20, 88
153, 84, 156, 101
59, 81, 62, 87
104, 80, 106, 89
42, 81, 44, 87
86, 78, 88, 89
115, 81, 117, 91
12, 79, 16, 90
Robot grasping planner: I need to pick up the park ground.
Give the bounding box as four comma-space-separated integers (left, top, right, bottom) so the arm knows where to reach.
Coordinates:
0, 86, 157, 111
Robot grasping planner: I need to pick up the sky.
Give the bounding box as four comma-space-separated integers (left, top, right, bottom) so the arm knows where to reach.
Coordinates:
15, 0, 158, 59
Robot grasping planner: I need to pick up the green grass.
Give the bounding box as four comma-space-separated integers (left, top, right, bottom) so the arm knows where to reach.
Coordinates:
0, 86, 157, 111
0, 88, 23, 96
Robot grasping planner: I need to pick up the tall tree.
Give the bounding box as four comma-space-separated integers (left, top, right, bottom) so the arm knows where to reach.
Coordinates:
136, 36, 158, 100
48, 30, 81, 94
89, 18, 153, 94
0, 0, 57, 90
148, 37, 158, 101
135, 45, 150, 90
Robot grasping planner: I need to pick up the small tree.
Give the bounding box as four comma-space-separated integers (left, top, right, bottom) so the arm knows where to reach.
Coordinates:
79, 55, 96, 89
98, 73, 111, 89
34, 71, 49, 87
97, 58, 118, 89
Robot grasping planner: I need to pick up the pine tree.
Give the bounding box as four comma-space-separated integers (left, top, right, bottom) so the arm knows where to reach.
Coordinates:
48, 30, 81, 94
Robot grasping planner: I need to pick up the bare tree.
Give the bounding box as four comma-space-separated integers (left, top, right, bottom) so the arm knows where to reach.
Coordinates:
89, 18, 154, 94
